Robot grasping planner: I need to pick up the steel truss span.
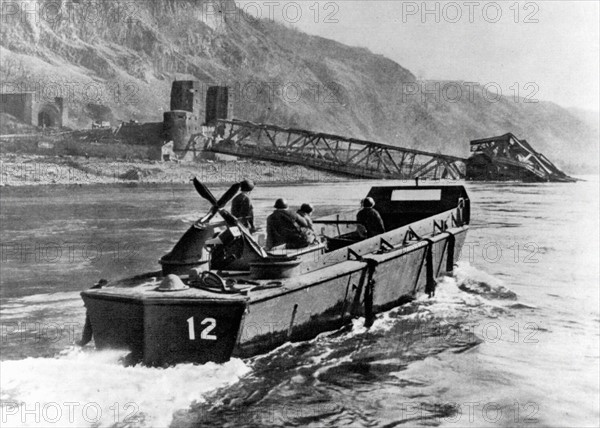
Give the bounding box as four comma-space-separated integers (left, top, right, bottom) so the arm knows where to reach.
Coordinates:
207, 120, 466, 180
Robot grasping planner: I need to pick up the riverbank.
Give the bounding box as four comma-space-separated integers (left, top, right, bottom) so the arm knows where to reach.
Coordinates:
0, 154, 347, 187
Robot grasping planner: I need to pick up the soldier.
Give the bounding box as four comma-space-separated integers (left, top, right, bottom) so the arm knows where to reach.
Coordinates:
356, 197, 385, 238
266, 199, 307, 250
231, 179, 256, 232
295, 203, 316, 245
295, 203, 314, 230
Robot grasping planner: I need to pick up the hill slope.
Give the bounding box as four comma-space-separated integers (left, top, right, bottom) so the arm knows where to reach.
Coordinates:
1, 0, 597, 172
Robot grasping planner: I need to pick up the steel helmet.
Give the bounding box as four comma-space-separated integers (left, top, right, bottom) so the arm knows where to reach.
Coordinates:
274, 198, 288, 209
157, 274, 189, 292
240, 179, 255, 192
300, 203, 314, 214
362, 197, 375, 208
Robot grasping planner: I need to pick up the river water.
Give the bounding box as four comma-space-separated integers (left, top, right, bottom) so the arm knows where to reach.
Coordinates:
0, 178, 598, 427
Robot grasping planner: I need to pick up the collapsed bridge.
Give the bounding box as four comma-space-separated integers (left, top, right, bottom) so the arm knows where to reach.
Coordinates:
206, 119, 466, 180
466, 133, 577, 182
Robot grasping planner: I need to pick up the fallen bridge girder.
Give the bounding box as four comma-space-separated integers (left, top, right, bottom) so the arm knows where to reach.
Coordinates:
210, 120, 466, 180
467, 133, 576, 182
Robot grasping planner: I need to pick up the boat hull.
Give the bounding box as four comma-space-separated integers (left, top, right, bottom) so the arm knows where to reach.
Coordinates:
234, 228, 466, 357
80, 184, 471, 366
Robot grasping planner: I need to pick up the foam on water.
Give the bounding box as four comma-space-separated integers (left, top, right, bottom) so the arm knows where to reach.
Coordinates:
256, 262, 508, 377
189, 264, 509, 427
0, 262, 516, 428
0, 348, 250, 428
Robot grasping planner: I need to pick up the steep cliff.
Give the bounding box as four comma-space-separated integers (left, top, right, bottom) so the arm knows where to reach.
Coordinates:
1, 0, 597, 171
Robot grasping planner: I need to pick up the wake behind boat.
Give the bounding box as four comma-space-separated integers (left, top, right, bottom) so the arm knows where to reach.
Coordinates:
80, 181, 470, 366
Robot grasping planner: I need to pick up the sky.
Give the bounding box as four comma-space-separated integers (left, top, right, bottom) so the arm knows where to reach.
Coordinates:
238, 0, 599, 112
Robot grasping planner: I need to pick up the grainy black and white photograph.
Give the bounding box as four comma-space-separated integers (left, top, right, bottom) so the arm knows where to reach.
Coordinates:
0, 0, 598, 427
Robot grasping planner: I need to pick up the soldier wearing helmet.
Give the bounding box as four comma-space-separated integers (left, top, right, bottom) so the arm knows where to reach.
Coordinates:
231, 179, 256, 232
295, 203, 316, 245
295, 203, 314, 231
266, 198, 308, 250
357, 197, 385, 238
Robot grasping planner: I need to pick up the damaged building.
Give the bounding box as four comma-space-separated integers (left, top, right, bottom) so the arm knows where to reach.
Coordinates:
163, 81, 233, 160
0, 92, 65, 128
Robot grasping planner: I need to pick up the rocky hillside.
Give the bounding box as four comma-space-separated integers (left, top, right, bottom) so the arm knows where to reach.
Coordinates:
1, 0, 597, 172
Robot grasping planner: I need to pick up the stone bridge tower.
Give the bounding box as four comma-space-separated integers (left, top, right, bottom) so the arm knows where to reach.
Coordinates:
163, 81, 203, 152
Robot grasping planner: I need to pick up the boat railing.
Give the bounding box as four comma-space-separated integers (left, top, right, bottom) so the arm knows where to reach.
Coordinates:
312, 220, 361, 225
296, 203, 468, 272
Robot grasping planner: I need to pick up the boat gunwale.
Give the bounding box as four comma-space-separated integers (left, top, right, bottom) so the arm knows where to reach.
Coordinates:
80, 291, 249, 305
81, 205, 467, 305
81, 226, 466, 307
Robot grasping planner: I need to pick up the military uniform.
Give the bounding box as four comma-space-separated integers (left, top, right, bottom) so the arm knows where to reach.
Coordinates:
295, 210, 316, 245
231, 192, 255, 231
357, 207, 385, 238
266, 209, 307, 249
295, 211, 314, 230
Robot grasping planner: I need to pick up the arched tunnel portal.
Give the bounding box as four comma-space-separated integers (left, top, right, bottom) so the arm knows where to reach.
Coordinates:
37, 104, 61, 128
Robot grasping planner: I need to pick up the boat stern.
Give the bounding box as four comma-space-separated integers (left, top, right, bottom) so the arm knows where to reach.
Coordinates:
81, 283, 248, 366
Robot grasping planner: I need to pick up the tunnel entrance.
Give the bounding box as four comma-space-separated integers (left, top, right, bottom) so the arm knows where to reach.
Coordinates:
38, 111, 55, 128
37, 105, 61, 128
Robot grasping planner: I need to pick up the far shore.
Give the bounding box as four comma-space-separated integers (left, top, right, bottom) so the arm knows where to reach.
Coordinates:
2, 153, 595, 189
0, 153, 349, 188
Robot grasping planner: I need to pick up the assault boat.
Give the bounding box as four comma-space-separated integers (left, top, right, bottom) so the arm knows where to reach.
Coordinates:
80, 179, 470, 366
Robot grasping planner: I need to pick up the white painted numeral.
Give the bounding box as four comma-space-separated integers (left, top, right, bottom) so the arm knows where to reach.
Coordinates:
200, 318, 217, 340
187, 317, 195, 340
187, 317, 217, 341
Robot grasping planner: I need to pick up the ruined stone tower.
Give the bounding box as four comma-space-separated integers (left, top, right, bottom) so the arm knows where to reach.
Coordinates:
205, 86, 233, 127
163, 81, 234, 159
163, 81, 203, 152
